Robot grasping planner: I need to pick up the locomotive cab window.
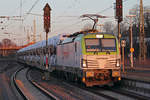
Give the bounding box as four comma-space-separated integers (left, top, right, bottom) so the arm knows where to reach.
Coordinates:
85, 38, 116, 52
101, 39, 116, 51
85, 38, 101, 52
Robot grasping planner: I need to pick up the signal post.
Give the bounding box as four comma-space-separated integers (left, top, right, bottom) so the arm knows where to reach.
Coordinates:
116, 0, 123, 69
116, 0, 123, 43
43, 3, 51, 80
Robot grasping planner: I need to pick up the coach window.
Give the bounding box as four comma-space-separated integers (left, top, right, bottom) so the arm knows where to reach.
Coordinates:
40, 49, 42, 55
39, 49, 41, 55
33, 51, 34, 55
29, 51, 31, 56
41, 48, 43, 55
28, 51, 30, 56
49, 47, 51, 55
34, 50, 36, 55
34, 49, 36, 55
75, 42, 77, 52
35, 49, 38, 56
31, 51, 33, 56
32, 51, 34, 55
43, 48, 46, 55
42, 49, 44, 55
44, 48, 46, 55
36, 49, 38, 56
46, 47, 49, 54
32, 50, 34, 55
37, 49, 39, 55
30, 51, 33, 56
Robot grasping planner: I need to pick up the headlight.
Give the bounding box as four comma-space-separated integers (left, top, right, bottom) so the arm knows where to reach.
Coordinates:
82, 59, 87, 67
86, 71, 94, 77
83, 63, 86, 67
96, 34, 103, 38
116, 59, 120, 67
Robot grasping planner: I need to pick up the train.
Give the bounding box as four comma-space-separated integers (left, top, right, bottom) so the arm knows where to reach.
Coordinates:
17, 30, 121, 87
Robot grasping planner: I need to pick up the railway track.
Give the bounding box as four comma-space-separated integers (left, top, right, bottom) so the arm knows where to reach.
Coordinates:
11, 67, 59, 100
76, 85, 118, 100
101, 86, 150, 100
12, 66, 150, 100
121, 77, 150, 98
31, 68, 149, 100
62, 81, 119, 100
12, 68, 27, 100
62, 79, 150, 100
29, 68, 105, 100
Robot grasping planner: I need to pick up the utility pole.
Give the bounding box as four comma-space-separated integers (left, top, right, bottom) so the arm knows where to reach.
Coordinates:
20, 0, 23, 23
33, 19, 36, 43
139, 0, 146, 62
127, 15, 136, 68
118, 22, 121, 50
39, 34, 42, 41
27, 29, 30, 44
121, 40, 126, 73
26, 13, 43, 42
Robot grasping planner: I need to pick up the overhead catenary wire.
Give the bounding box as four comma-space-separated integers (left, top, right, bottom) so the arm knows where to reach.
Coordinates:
51, 0, 131, 35
53, 20, 83, 33
24, 0, 41, 21
1, 0, 139, 42
97, 0, 130, 14
50, 20, 84, 37
1, 0, 41, 35
1, 0, 27, 28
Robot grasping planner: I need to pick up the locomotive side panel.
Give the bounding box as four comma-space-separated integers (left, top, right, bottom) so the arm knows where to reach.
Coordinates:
57, 42, 80, 68
56, 45, 64, 66
74, 41, 82, 67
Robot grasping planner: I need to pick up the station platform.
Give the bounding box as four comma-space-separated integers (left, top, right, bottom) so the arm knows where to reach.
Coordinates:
121, 58, 150, 83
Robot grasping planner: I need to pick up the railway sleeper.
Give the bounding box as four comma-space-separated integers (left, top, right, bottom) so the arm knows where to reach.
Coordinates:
120, 79, 150, 97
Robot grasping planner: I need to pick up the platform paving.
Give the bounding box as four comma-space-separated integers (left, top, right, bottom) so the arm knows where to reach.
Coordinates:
121, 58, 150, 83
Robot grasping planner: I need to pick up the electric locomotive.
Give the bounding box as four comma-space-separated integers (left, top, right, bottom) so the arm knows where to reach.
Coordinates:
17, 30, 121, 87
55, 30, 121, 86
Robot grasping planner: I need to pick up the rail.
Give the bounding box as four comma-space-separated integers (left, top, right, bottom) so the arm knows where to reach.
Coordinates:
12, 67, 58, 100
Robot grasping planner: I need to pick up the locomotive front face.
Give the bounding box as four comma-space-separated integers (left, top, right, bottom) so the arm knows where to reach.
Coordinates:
82, 34, 120, 69
81, 34, 121, 86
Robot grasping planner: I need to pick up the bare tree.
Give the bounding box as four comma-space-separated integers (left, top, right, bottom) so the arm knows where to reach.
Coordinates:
129, 5, 150, 37
1, 38, 16, 47
82, 23, 93, 31
0, 42, 2, 47
144, 10, 150, 37
103, 21, 114, 34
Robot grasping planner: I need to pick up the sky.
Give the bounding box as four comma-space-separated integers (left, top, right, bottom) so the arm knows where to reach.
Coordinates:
0, 0, 150, 45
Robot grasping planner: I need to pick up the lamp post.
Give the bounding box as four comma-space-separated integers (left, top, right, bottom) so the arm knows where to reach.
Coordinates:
126, 15, 136, 68
121, 40, 126, 73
